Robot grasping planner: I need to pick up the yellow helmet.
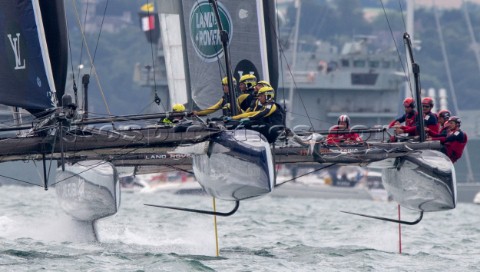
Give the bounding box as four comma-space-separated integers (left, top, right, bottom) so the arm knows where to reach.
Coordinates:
239, 74, 257, 88
172, 103, 186, 112
257, 80, 271, 88
222, 76, 237, 85
257, 86, 274, 100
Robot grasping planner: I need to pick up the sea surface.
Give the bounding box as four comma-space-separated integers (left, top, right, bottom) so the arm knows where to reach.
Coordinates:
0, 185, 479, 271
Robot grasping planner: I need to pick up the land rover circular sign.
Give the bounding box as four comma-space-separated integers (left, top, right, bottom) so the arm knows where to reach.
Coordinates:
189, 1, 232, 62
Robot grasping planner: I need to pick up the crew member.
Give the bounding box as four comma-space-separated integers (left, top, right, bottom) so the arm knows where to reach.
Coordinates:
237, 74, 257, 113
192, 76, 236, 117
226, 86, 285, 143
431, 116, 467, 163
429, 109, 451, 137
389, 97, 418, 137
162, 103, 187, 125
247, 80, 272, 112
326, 115, 362, 144
421, 97, 439, 136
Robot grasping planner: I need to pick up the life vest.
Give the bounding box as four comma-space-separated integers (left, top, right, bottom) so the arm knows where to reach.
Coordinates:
443, 130, 467, 163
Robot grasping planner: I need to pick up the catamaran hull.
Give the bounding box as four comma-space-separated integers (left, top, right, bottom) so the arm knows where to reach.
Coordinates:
369, 150, 456, 212
55, 160, 120, 221
186, 130, 275, 201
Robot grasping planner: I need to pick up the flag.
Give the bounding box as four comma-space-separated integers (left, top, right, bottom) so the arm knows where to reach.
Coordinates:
138, 3, 160, 44
141, 15, 155, 32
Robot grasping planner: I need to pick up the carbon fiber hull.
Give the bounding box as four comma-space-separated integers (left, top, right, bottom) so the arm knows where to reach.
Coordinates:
181, 130, 275, 201
56, 160, 120, 221
369, 150, 456, 212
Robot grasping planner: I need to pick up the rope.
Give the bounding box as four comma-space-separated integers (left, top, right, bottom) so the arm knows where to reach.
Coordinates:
379, 0, 414, 98
274, 163, 336, 188
70, 0, 113, 117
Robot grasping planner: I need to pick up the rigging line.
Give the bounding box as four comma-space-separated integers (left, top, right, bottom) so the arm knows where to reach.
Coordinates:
75, 0, 88, 81
34, 127, 60, 185
71, 0, 113, 117
163, 165, 194, 175
50, 160, 110, 186
379, 0, 413, 98
396, 0, 407, 33
270, 15, 315, 130
435, 2, 475, 182
462, 0, 480, 74
0, 173, 43, 187
89, 0, 109, 73
274, 163, 337, 188
50, 137, 166, 186
47, 125, 64, 180
145, 0, 161, 109
202, 0, 227, 81
0, 133, 54, 186
311, 3, 329, 39
275, 4, 287, 113
207, 0, 230, 113
136, 101, 156, 115
65, 4, 78, 106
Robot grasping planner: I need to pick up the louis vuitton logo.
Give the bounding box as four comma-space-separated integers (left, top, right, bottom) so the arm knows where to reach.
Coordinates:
7, 33, 26, 70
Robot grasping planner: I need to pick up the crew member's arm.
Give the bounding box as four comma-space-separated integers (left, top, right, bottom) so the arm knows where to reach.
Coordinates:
348, 133, 363, 142
195, 98, 223, 116
424, 114, 439, 135
401, 125, 417, 134
389, 114, 406, 128
237, 94, 250, 113
326, 134, 341, 144
325, 126, 341, 144
232, 103, 277, 120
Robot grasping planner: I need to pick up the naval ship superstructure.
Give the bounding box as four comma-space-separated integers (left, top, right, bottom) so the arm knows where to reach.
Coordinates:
278, 37, 403, 130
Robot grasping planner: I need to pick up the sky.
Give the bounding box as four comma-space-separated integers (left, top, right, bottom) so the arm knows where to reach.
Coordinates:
415, 0, 480, 9
277, 0, 480, 10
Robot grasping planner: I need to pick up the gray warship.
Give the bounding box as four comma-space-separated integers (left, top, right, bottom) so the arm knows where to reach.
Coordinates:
277, 36, 403, 130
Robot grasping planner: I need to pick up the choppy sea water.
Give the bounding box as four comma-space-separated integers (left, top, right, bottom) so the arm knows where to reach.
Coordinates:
0, 185, 479, 271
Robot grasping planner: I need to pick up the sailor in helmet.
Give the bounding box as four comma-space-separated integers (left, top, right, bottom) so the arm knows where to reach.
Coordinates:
192, 76, 236, 117
429, 109, 451, 138
237, 74, 257, 112
420, 97, 439, 137
389, 97, 418, 137
326, 114, 362, 144
162, 103, 187, 125
430, 116, 467, 163
226, 86, 285, 143
247, 80, 272, 113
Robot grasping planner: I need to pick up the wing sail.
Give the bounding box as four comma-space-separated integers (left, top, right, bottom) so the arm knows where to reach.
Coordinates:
0, 0, 66, 113
180, 0, 278, 110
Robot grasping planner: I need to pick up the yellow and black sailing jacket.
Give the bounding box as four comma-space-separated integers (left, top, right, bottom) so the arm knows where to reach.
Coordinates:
196, 94, 231, 116
232, 101, 285, 125
246, 98, 262, 113
237, 89, 254, 113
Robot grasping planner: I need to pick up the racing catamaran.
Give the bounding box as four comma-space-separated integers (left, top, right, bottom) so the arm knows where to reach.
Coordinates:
0, 0, 456, 241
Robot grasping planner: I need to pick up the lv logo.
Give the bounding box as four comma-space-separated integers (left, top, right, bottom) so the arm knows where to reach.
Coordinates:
7, 33, 26, 70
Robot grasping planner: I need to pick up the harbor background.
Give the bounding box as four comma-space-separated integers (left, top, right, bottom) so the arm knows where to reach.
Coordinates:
0, 186, 478, 271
